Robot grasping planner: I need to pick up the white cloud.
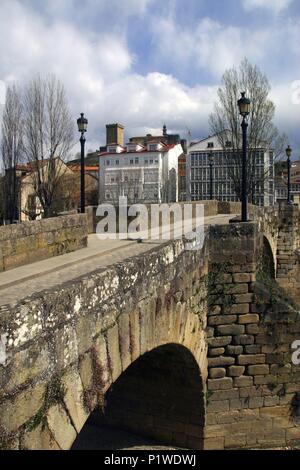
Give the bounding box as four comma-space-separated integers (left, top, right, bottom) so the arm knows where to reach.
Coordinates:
0, 0, 299, 158
242, 0, 293, 14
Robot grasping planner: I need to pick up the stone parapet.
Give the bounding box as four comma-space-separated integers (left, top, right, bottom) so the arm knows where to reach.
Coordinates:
0, 214, 88, 272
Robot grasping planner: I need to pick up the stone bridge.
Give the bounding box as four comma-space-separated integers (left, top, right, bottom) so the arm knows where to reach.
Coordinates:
0, 202, 300, 450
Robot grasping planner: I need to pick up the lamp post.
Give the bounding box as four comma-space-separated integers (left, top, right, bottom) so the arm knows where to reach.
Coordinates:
77, 113, 88, 214
237, 92, 251, 222
286, 145, 292, 204
209, 151, 214, 200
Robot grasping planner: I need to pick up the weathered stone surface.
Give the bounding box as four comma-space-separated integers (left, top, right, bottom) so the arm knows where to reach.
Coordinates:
0, 382, 46, 432
207, 336, 232, 347
238, 354, 266, 365
228, 366, 245, 377
247, 365, 269, 375
209, 368, 226, 379
238, 314, 259, 324
208, 377, 233, 391
234, 376, 253, 387
226, 345, 243, 355
208, 347, 225, 357
62, 369, 89, 433
22, 423, 61, 450
216, 325, 245, 336
0, 214, 87, 272
46, 404, 77, 450
106, 324, 122, 383
208, 315, 237, 326
233, 334, 254, 346
208, 356, 235, 367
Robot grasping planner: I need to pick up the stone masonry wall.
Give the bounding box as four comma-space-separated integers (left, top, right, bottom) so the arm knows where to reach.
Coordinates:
205, 222, 300, 449
0, 214, 88, 272
276, 203, 300, 304
0, 237, 208, 450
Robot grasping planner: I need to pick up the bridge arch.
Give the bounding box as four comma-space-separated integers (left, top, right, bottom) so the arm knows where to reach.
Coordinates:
72, 343, 205, 449
55, 263, 207, 451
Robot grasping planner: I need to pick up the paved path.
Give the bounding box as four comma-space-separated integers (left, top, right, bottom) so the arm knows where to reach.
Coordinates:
0, 214, 236, 307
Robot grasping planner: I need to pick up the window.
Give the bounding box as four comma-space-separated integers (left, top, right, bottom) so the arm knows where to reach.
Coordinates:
207, 142, 214, 149
225, 141, 232, 148
106, 193, 110, 199
145, 159, 148, 165
149, 144, 157, 151
155, 159, 158, 163
111, 177, 115, 183
116, 159, 119, 165
130, 159, 134, 164
135, 158, 139, 164
106, 160, 110, 166
150, 159, 153, 164
124, 176, 128, 182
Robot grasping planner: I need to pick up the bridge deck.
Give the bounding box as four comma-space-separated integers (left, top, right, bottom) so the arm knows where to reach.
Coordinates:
0, 214, 235, 306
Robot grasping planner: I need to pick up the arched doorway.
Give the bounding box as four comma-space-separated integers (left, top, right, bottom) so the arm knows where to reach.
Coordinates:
72, 344, 205, 450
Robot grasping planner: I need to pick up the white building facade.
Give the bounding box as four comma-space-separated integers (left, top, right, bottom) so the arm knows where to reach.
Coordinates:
99, 142, 183, 204
186, 133, 274, 206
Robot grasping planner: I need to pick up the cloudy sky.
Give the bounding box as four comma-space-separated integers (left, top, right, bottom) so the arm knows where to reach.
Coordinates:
0, 0, 299, 158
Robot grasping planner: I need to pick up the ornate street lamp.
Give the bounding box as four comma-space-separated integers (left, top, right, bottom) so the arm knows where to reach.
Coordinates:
237, 92, 251, 222
77, 113, 88, 213
209, 151, 214, 200
286, 145, 292, 204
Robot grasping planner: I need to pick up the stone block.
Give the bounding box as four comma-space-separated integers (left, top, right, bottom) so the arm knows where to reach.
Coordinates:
22, 423, 61, 450
246, 324, 260, 335
206, 400, 230, 412
238, 314, 259, 324
244, 345, 261, 354
233, 294, 254, 303
207, 377, 233, 391
0, 382, 46, 432
203, 437, 224, 450
229, 304, 250, 314
248, 397, 264, 408
238, 354, 266, 365
46, 404, 77, 450
208, 315, 237, 326
207, 336, 232, 348
106, 324, 122, 383
226, 345, 243, 356
233, 334, 254, 345
208, 346, 225, 358
233, 274, 251, 283
216, 325, 245, 336
247, 365, 269, 375
228, 366, 245, 377
208, 356, 235, 367
62, 369, 89, 433
225, 433, 247, 448
234, 376, 253, 388
209, 368, 226, 379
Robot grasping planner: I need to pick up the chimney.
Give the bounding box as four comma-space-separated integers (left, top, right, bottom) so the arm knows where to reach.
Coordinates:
106, 123, 124, 147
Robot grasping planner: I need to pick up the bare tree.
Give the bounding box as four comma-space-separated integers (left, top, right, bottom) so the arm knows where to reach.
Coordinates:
1, 84, 24, 222
23, 75, 74, 218
209, 58, 287, 203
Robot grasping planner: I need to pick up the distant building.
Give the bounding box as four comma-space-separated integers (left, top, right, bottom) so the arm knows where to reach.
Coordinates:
186, 132, 274, 206
275, 160, 300, 204
98, 125, 184, 204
